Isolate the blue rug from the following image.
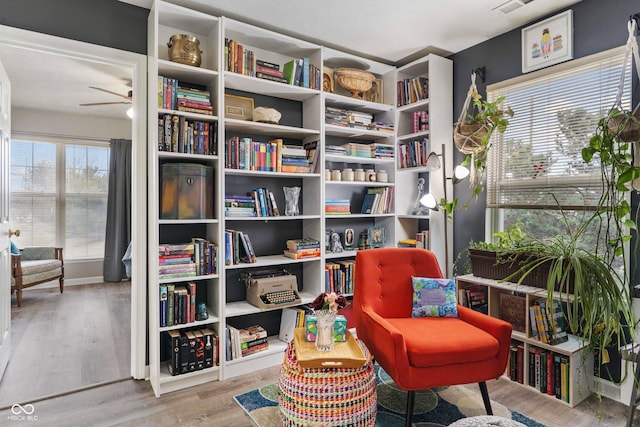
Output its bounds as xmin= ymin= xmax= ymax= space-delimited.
xmin=234 ymin=365 xmax=548 ymax=426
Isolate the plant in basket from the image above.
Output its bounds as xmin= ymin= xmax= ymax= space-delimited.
xmin=454 ymin=91 xmax=514 ymax=197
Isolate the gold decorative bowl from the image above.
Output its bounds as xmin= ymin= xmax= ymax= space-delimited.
xmin=334 ymin=68 xmax=375 ymax=98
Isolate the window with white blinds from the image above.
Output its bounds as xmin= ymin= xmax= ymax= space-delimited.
xmin=486 ymin=47 xmax=631 ymax=210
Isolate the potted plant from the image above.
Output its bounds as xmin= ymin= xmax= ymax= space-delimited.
xmin=454 ymin=92 xmax=514 ymax=197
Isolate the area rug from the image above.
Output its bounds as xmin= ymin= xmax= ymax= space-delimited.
xmin=234 ymin=365 xmax=548 ymax=426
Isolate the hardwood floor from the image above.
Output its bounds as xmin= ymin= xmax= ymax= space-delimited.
xmin=0 ymin=281 xmax=131 ymax=407
xmin=0 ymin=364 xmax=633 ymax=426
xmin=0 ymin=283 xmax=633 ymax=426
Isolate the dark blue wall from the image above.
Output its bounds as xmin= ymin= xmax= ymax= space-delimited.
xmin=0 ymin=0 xmax=148 ymax=54
xmin=449 ymin=0 xmax=640 ymax=269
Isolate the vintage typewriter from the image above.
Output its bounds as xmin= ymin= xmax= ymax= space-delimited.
xmin=243 ymin=269 xmax=301 ymax=309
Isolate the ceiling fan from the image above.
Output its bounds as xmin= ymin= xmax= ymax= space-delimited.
xmin=79 ymin=86 xmax=132 ymax=106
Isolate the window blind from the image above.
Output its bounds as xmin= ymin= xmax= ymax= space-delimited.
xmin=486 ymin=47 xmax=631 ymax=210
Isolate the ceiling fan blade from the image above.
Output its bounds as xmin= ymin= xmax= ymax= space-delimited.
xmin=89 ymin=86 xmax=132 ymax=100
xmin=79 ymin=101 xmax=132 ymax=106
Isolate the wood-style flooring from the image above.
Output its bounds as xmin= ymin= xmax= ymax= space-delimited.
xmin=0 ymin=282 xmax=635 ymax=426
xmin=0 ymin=281 xmax=131 ymax=407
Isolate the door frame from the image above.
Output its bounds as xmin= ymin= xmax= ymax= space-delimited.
xmin=0 ymin=25 xmax=148 ymax=380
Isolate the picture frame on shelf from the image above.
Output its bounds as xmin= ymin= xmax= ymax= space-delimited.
xmin=521 ymin=10 xmax=573 ymax=74
xmin=224 ymin=94 xmax=254 ymax=120
xmin=344 ymin=228 xmax=355 ymax=250
xmin=362 ymin=78 xmax=383 ymax=104
xmin=368 ymin=226 xmax=386 ymax=248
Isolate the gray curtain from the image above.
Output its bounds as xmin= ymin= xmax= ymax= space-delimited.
xmin=103 ymin=138 xmax=132 ymax=282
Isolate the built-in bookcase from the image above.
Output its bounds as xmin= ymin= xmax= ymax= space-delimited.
xmin=147 ymin=0 xmax=453 ymax=397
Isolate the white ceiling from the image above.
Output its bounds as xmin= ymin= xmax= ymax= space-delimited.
xmin=0 ymin=0 xmax=582 ymax=120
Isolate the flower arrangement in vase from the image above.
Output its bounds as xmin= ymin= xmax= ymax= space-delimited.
xmin=309 ymin=292 xmax=348 ymax=352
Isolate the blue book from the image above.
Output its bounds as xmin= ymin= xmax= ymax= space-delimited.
xmin=302 ymin=57 xmax=310 ymax=88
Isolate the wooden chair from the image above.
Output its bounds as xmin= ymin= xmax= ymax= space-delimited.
xmin=11 ymin=247 xmax=64 ymax=307
xmin=353 ymin=248 xmax=512 ymax=427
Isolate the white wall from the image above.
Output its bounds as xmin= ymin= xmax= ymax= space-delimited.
xmin=12 ymin=107 xmax=132 ymax=285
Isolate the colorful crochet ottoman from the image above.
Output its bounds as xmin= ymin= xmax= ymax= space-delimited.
xmin=278 ymin=340 xmax=377 ymax=426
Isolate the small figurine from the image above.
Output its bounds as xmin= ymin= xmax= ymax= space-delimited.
xmin=330 ymin=231 xmax=343 ymax=253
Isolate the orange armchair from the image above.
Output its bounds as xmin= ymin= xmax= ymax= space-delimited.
xmin=353 ymin=248 xmax=512 ymax=426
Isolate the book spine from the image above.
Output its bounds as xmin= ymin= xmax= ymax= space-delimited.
xmin=159 ymin=285 xmax=167 ymax=327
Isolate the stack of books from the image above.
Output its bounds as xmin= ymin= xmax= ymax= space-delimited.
xmin=341 ymin=142 xmax=372 ymax=158
xmin=370 ymin=143 xmax=394 ymax=159
xmin=158 ymin=243 xmax=196 ymax=279
xmin=247 ymin=187 xmax=280 ymax=217
xmin=325 ymin=199 xmax=351 ymax=215
xmin=281 ymin=144 xmax=311 ymax=173
xmin=325 ymin=145 xmax=347 ymax=156
xmin=224 ymin=195 xmax=256 ymax=217
xmin=158 ymin=114 xmax=217 ymax=155
xmin=158 ymin=76 xmax=213 ymax=115
xmin=255 ymin=59 xmax=287 ymax=83
xmin=225 ymin=324 xmax=269 ymax=360
xmin=325 ymin=260 xmax=355 ymax=294
xmin=324 ymin=106 xmax=372 ymax=129
xmin=284 ymin=238 xmax=321 ymax=259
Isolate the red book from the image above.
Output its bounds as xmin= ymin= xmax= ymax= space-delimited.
xmin=547 ymin=352 xmax=555 ymax=396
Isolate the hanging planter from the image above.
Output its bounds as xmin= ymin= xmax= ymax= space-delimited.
xmin=452 ymin=71 xmax=513 ymax=195
xmin=606 ymin=107 xmax=640 ymax=142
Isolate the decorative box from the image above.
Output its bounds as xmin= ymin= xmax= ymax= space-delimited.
xmin=305 ymin=314 xmax=347 ymax=342
xmin=161 ymin=163 xmax=213 ymax=219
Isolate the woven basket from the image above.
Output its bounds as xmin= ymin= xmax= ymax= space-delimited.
xmin=454 ymin=121 xmax=489 ymax=154
xmin=334 ymin=68 xmax=375 ymax=98
xmin=606 ymin=109 xmax=640 ymax=142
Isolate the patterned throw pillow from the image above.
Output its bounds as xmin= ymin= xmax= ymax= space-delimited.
xmin=411 ymin=277 xmax=458 ymax=318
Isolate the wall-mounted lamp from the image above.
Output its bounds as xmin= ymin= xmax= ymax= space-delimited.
xmin=126 ymin=107 xmax=134 ymax=119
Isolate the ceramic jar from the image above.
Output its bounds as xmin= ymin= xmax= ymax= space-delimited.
xmin=342 ymin=168 xmax=354 ymax=181
xmin=377 ymin=170 xmax=388 ymax=183
xmin=354 ymin=168 xmax=365 ymax=182
xmin=325 ymin=169 xmax=331 ymax=180
xmin=366 ymin=169 xmax=376 ymax=182
xmin=331 ymin=170 xmax=342 ymax=181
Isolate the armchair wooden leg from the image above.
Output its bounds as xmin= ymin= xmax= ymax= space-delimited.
xmin=16 ymin=288 xmax=23 ymax=307
xmin=479 ymin=381 xmax=493 ymax=415
xmin=59 ymin=277 xmax=64 ymax=294
xmin=405 ymin=390 xmax=415 ymax=427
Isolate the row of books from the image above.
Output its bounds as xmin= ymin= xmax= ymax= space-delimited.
xmin=360 ymin=187 xmax=394 ymax=214
xmin=325 ymin=199 xmax=350 ymax=215
xmin=158 ymin=240 xmax=217 ymax=279
xmin=224 ymin=229 xmax=256 ymax=265
xmin=530 ymin=300 xmax=569 ymax=345
xmin=325 ymin=260 xmax=355 ymax=294
xmin=411 ymin=110 xmax=429 ymax=133
xmin=158 ymin=76 xmax=213 ymax=115
xmin=225 ymin=188 xmax=280 ymax=217
xmin=224 ymin=39 xmax=321 ymax=89
xmin=225 ymin=324 xmax=269 ymax=361
xmin=224 ymin=137 xmax=319 ymax=173
xmin=397 ymin=77 xmax=429 ymax=107
xmin=158 ymin=114 xmax=217 ymax=155
xmin=398 ymin=232 xmax=430 ymax=248
xmin=398 ymin=138 xmax=429 ymax=169
xmin=458 ymin=284 xmax=488 ymax=314
xmin=508 ymin=343 xmax=570 ymax=403
xmin=284 ymin=238 xmax=321 ymax=260
xmin=159 ymin=282 xmax=198 ymax=327
xmin=279 ymin=306 xmax=312 ymax=342
xmin=166 ymin=328 xmax=218 ymax=376
xmin=325 ymin=107 xmax=394 ymax=134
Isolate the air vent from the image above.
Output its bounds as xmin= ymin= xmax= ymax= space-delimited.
xmin=493 ymin=0 xmax=534 ymax=14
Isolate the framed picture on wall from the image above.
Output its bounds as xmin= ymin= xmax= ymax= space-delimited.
xmin=521 ymin=10 xmax=573 ymax=73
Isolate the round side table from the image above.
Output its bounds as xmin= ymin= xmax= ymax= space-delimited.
xmin=278 ymin=339 xmax=377 ymax=427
